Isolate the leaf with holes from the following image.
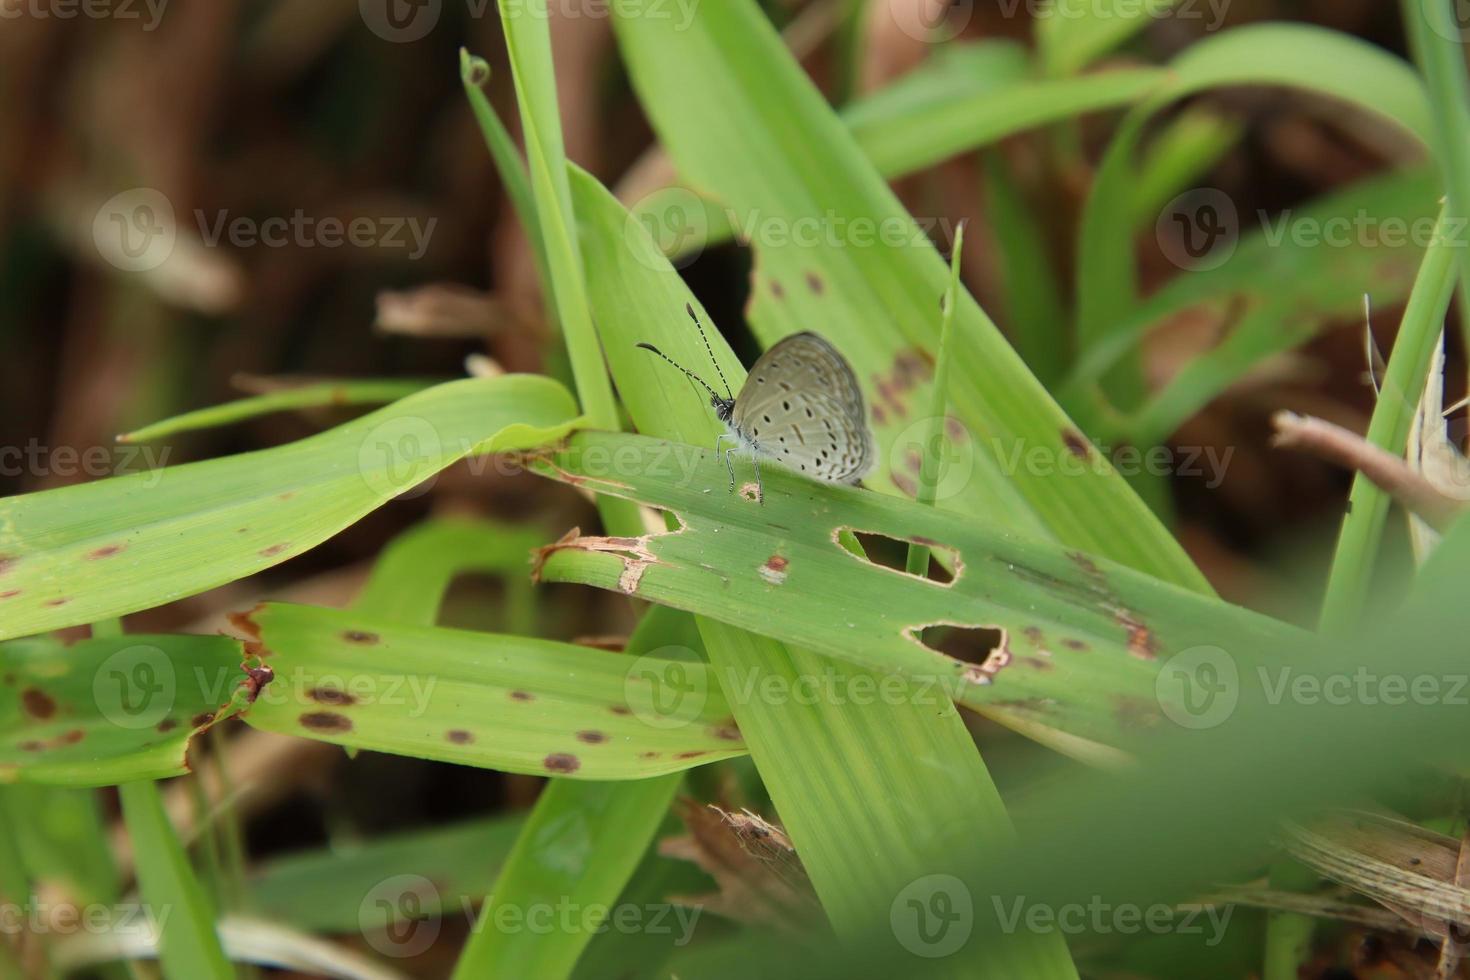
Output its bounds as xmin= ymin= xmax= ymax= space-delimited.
xmin=236 ymin=603 xmax=746 ymax=780
xmin=528 ymin=431 xmax=1302 ymax=755
xmin=0 ymin=375 xmax=581 ymax=641
xmin=610 ymin=0 xmax=1205 ymax=594
xmin=0 ymin=633 xmax=249 ymax=786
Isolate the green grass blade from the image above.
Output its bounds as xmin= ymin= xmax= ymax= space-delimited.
xmin=1403 ymin=0 xmax=1470 ymax=345
xmin=236 ymin=602 xmax=744 ymax=779
xmin=250 ymin=816 xmax=525 ymax=933
xmin=1317 ymin=205 xmax=1458 ymax=628
xmin=842 ymin=42 xmax=1163 ymax=177
xmin=1068 ymin=170 xmax=1439 ymax=445
xmin=531 ymin=430 xmax=1299 ymax=753
xmin=448 ymin=598 xmax=692 ymax=979
xmin=1075 ymin=24 xmax=1432 ymax=395
xmin=574 ymin=164 xmax=1079 ymax=974
xmin=116 ymin=379 xmax=434 ymax=443
xmin=0 ymin=633 xmax=246 ymax=785
xmin=1037 ymin=0 xmax=1183 ymax=76
xmin=982 ymin=151 xmax=1070 ymax=384
xmin=493 ymin=0 xmax=616 ymax=433
xmin=118 ymin=779 xmax=232 ymax=979
xmin=460 ymin=49 xmax=550 ymax=298
xmin=0 ymin=375 xmax=580 ymax=640
xmin=612 ymin=0 xmax=1205 ymax=593
xmin=350 ymin=516 xmax=545 ymax=626
xmin=906 ymin=225 xmax=963 ymax=576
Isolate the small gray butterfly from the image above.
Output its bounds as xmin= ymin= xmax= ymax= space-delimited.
xmin=638 ymin=305 xmax=876 ymax=501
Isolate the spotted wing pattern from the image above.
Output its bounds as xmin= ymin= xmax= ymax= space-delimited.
xmin=731 ymin=332 xmax=875 ymax=484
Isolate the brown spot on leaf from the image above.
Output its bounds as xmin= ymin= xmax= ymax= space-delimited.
xmin=19 ymin=740 xmax=44 ymax=753
xmin=805 ymin=271 xmax=824 ymax=294
xmin=0 ymin=556 xmax=15 ymax=576
xmin=892 ymin=472 xmax=917 ymax=497
xmin=709 ymin=722 xmax=742 ymax=741
xmin=341 ymin=630 xmax=380 ymax=645
xmin=156 ymin=718 xmax=179 ymax=733
xmin=308 ymin=687 xmax=356 ymax=706
xmin=1022 ymin=626 xmax=1044 ymax=646
xmin=0 ymin=591 xmax=19 ymax=601
xmin=871 ymin=403 xmax=888 ymax=426
xmin=1063 ymin=638 xmax=1089 ymax=651
xmin=576 ymin=730 xmax=608 ymax=744
xmin=544 ymin=753 xmax=580 ymax=773
xmin=300 ymin=711 xmax=352 ymax=733
xmin=610 ymin=705 xmax=632 ymax=716
xmin=87 ymin=544 xmax=128 ymax=560
xmin=639 ymin=751 xmax=660 ymax=759
xmin=21 ymin=689 xmax=56 ymax=720
xmin=260 ymin=543 xmax=290 ymax=558
xmin=446 ymin=729 xmax=474 ymax=745
xmin=58 ymin=729 xmax=84 ymax=745
xmin=1062 ymin=429 xmax=1093 ymax=460
xmin=1114 ymin=695 xmax=1163 ymax=729
xmin=44 ymin=598 xmax=70 ymax=608
xmin=675 ymin=750 xmax=708 ymax=760
xmin=1025 ymin=657 xmax=1054 ymax=672
xmin=191 ymin=712 xmax=216 ymax=728
xmin=759 ymin=554 xmax=789 ymax=586
xmin=1118 ymin=611 xmax=1158 ymax=660
xmin=226 ymin=606 xmax=272 ymax=659
xmin=1067 ymin=551 xmax=1102 ymax=578
xmin=510 ymin=690 xmax=534 ymax=702
xmin=771 ymin=280 xmax=785 ymax=299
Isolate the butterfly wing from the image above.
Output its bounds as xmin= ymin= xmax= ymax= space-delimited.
xmin=732 ymin=332 xmax=876 ymax=484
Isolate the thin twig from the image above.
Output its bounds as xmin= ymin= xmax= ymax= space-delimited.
xmin=1272 ymin=411 xmax=1465 ymax=531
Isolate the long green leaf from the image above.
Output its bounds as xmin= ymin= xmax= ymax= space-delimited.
xmin=1036 ymin=0 xmax=1183 ymax=76
xmin=119 ymin=779 xmax=232 ymax=979
xmin=573 ymin=162 xmax=1077 ymax=974
xmin=530 ymin=430 xmax=1298 ymax=752
xmin=1318 ymin=208 xmax=1458 ymax=624
xmin=448 ymin=602 xmax=691 ymax=979
xmin=1402 ymin=0 xmax=1470 ymax=345
xmin=1075 ymin=24 xmax=1432 ymax=400
xmin=612 ymin=0 xmax=1204 ymax=595
xmin=0 ymin=634 xmax=247 ymax=786
xmin=236 ymin=602 xmax=744 ymax=779
xmin=0 ymin=375 xmax=580 ymax=640
xmin=1066 ymin=169 xmax=1439 ymax=445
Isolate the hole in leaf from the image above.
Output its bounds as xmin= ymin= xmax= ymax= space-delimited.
xmin=909 ymin=623 xmax=1011 ymax=685
xmin=845 ymin=530 xmax=959 ymax=585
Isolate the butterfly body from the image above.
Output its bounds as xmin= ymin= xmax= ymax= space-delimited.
xmin=639 ymin=308 xmax=876 ymax=501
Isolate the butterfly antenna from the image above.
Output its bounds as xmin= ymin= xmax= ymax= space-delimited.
xmin=636 ymin=342 xmax=721 ymax=401
xmin=686 ymin=303 xmax=733 ymax=400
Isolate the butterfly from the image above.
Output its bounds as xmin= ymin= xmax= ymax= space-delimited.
xmin=638 ymin=305 xmax=876 ymax=502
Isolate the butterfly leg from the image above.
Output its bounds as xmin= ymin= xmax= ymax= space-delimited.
xmin=751 ymin=453 xmax=764 ymax=505
xmin=713 ymin=433 xmax=736 ymax=493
